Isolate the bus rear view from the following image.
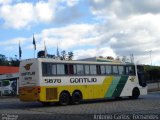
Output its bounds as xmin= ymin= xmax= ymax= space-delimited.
xmin=19 ymin=59 xmax=40 ymax=101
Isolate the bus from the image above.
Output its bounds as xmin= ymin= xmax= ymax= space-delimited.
xmin=19 ymin=58 xmax=147 ymax=105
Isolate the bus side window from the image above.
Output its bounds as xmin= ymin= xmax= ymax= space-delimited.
xmin=74 ymin=65 xmax=77 ymax=74
xmin=57 ymin=64 xmax=65 ymax=75
xmin=47 ymin=63 xmax=53 ymax=75
xmin=51 ymin=64 xmax=56 ymax=75
xmin=112 ymin=66 xmax=118 ymax=75
xmin=100 ymin=65 xmax=106 ymax=75
xmin=77 ymin=64 xmax=84 ymax=75
xmin=96 ymin=65 xmax=101 ymax=75
xmin=42 ymin=63 xmax=47 ymax=76
xmin=129 ymin=66 xmax=135 ymax=75
xmin=125 ymin=66 xmax=129 ymax=75
xmin=106 ymin=65 xmax=112 ymax=74
xmin=90 ymin=65 xmax=97 ymax=75
xmin=68 ymin=64 xmax=74 ymax=75
xmin=118 ymin=66 xmax=124 ymax=75
xmin=42 ymin=63 xmax=52 ymax=76
xmin=64 ymin=64 xmax=68 ymax=74
xmin=84 ymin=65 xmax=90 ymax=75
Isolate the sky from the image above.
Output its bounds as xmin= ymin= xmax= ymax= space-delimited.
xmin=0 ymin=0 xmax=160 ymax=65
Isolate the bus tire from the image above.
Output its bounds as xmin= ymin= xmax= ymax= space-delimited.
xmin=71 ymin=91 xmax=82 ymax=105
xmin=131 ymin=87 xmax=140 ymax=99
xmin=59 ymin=92 xmax=70 ymax=106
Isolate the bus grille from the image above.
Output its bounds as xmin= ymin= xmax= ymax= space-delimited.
xmin=46 ymin=88 xmax=58 ymax=100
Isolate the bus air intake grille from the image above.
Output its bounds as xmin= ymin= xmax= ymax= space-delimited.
xmin=46 ymin=88 xmax=57 ymax=100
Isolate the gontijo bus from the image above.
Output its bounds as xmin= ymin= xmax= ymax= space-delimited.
xmin=19 ymin=58 xmax=147 ymax=105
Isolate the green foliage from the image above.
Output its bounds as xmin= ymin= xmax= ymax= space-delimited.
xmin=144 ymin=65 xmax=160 ymax=72
xmin=60 ymin=50 xmax=74 ymax=60
xmin=0 ymin=54 xmax=20 ymax=67
xmin=144 ymin=65 xmax=160 ymax=82
xmin=68 ymin=51 xmax=73 ymax=60
xmin=0 ymin=54 xmax=9 ymax=66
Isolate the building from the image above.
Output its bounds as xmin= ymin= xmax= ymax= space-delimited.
xmin=0 ymin=66 xmax=19 ymax=75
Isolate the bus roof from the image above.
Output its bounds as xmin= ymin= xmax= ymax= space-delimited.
xmin=21 ymin=58 xmax=135 ymax=65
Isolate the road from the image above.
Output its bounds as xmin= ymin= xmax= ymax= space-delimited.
xmin=0 ymin=91 xmax=160 ymax=120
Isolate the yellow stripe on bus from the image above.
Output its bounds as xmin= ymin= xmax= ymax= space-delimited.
xmin=38 ymin=76 xmax=114 ymax=102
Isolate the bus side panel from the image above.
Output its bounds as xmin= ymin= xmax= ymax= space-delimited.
xmin=92 ymin=76 xmax=113 ymax=99
xmin=38 ymin=85 xmax=89 ymax=102
xmin=38 ymin=76 xmax=130 ymax=102
xmin=105 ymin=76 xmax=121 ymax=97
xmin=119 ymin=76 xmax=147 ymax=97
xmin=38 ymin=76 xmax=129 ymax=102
xmin=38 ymin=76 xmax=113 ymax=102
xmin=112 ymin=76 xmax=128 ymax=97
xmin=37 ymin=75 xmax=146 ymax=102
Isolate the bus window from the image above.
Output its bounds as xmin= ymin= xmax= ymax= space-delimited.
xmin=90 ymin=65 xmax=97 ymax=75
xmin=51 ymin=64 xmax=56 ymax=75
xmin=125 ymin=66 xmax=135 ymax=75
xmin=84 ymin=65 xmax=90 ymax=75
xmin=42 ymin=63 xmax=47 ymax=76
xmin=100 ymin=65 xmax=106 ymax=75
xmin=57 ymin=64 xmax=65 ymax=75
xmin=96 ymin=65 xmax=101 ymax=75
xmin=106 ymin=65 xmax=112 ymax=74
xmin=68 ymin=64 xmax=74 ymax=75
xmin=74 ymin=65 xmax=77 ymax=74
xmin=42 ymin=63 xmax=52 ymax=76
xmin=125 ymin=66 xmax=129 ymax=75
xmin=129 ymin=66 xmax=135 ymax=75
xmin=118 ymin=66 xmax=124 ymax=75
xmin=113 ymin=66 xmax=118 ymax=75
xmin=77 ymin=65 xmax=84 ymax=75
xmin=137 ymin=65 xmax=144 ymax=73
xmin=64 ymin=64 xmax=68 ymax=74
xmin=68 ymin=64 xmax=76 ymax=75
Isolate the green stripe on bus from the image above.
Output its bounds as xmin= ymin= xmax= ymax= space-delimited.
xmin=112 ymin=76 xmax=128 ymax=97
xmin=105 ymin=76 xmax=121 ymax=98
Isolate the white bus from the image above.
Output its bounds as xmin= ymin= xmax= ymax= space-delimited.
xmin=19 ymin=58 xmax=147 ymax=105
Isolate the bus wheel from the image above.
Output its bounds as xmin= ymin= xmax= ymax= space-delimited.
xmin=59 ymin=92 xmax=70 ymax=106
xmin=71 ymin=91 xmax=82 ymax=105
xmin=131 ymin=88 xmax=140 ymax=99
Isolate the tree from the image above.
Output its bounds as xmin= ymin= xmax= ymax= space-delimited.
xmin=61 ymin=50 xmax=67 ymax=60
xmin=106 ymin=56 xmax=114 ymax=60
xmin=0 ymin=54 xmax=20 ymax=66
xmin=68 ymin=51 xmax=73 ymax=60
xmin=9 ymin=57 xmax=20 ymax=67
xmin=0 ymin=54 xmax=9 ymax=66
